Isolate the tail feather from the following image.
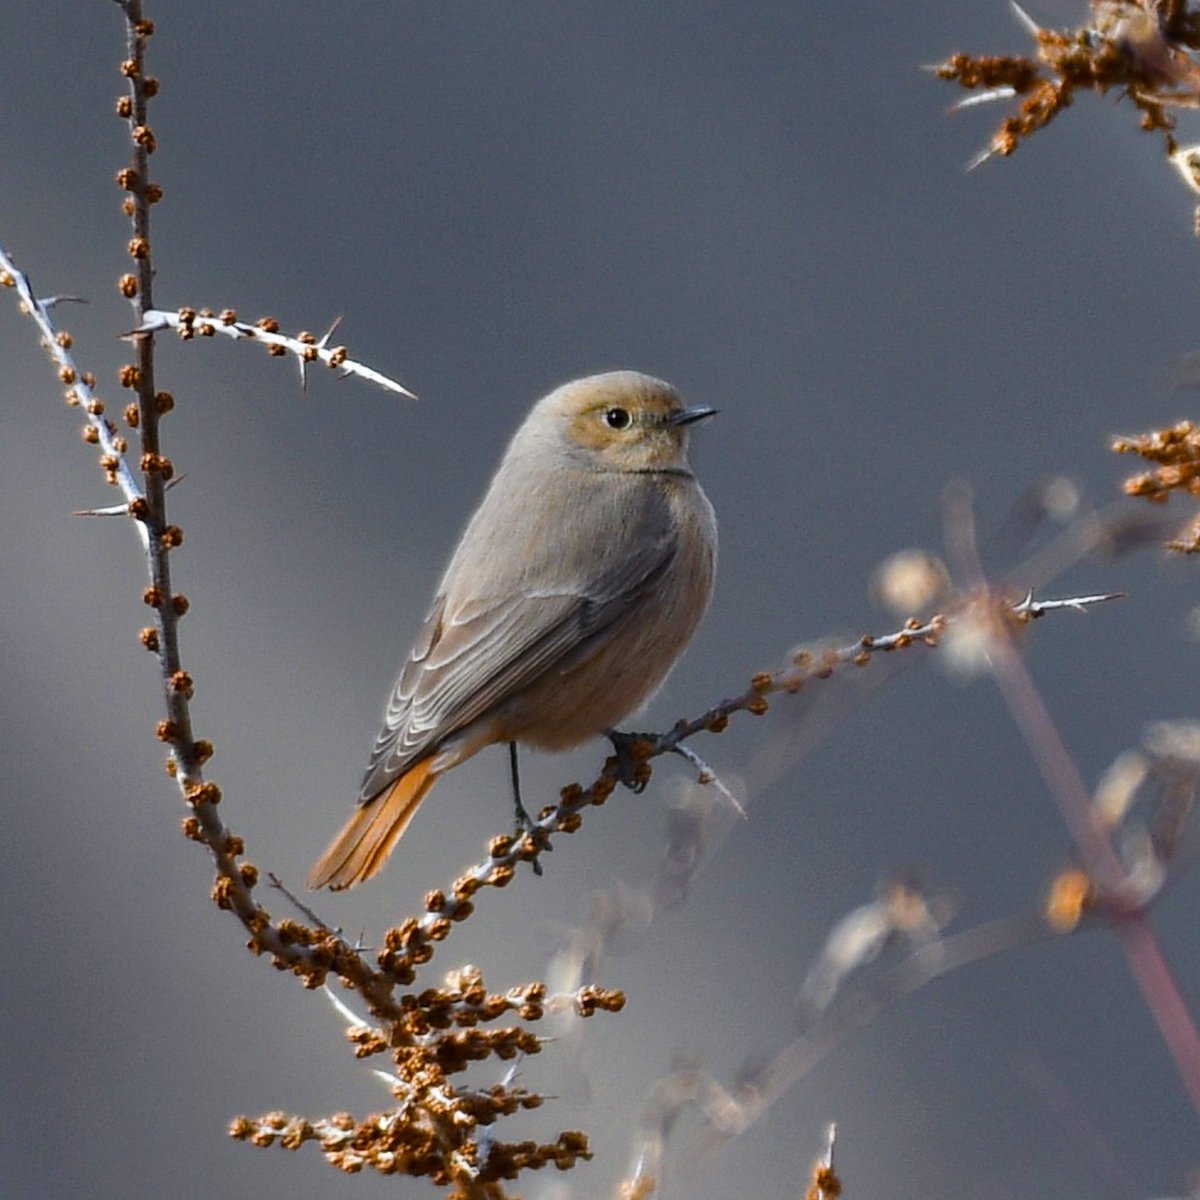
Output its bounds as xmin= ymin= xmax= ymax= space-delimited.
xmin=308 ymin=758 xmax=439 ymax=890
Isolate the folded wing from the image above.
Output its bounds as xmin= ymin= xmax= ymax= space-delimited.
xmin=358 ymin=528 xmax=676 ymax=803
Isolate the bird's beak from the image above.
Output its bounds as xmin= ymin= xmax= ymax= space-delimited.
xmin=668 ymin=404 xmax=718 ymax=427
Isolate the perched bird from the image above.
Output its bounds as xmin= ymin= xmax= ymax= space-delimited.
xmin=309 ymin=370 xmax=717 ymax=889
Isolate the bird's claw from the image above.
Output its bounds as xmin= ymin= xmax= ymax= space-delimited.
xmin=607 ymin=729 xmax=656 ymax=793
xmin=513 ymin=804 xmax=548 ymax=876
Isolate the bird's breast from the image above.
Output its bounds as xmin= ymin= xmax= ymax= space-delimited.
xmin=503 ymin=475 xmax=716 ymax=749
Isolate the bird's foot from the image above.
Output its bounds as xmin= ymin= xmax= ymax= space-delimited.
xmin=606 ymin=729 xmax=657 ymax=793
xmin=513 ymin=801 xmax=548 ymax=876
xmin=508 ymin=740 xmax=547 ymax=875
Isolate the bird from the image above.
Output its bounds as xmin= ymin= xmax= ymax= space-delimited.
xmin=309 ymin=370 xmax=718 ymax=890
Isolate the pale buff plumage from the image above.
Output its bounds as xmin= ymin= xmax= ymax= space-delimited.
xmin=309 ymin=370 xmax=717 ymax=889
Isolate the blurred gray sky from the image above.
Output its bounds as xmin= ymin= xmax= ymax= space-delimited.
xmin=2 ymin=3 xmax=1199 ymax=1197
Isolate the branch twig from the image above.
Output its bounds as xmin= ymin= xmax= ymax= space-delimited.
xmin=132 ymin=307 xmax=415 ymax=398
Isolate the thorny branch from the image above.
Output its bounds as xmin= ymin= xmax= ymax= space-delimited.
xmin=133 ymin=306 xmax=415 ymax=397
xmin=0 ymin=1 xmax=1161 ymax=1194
xmin=2 ymin=213 xmax=1129 ymax=1184
xmin=1115 ymin=419 xmax=1200 ymax=551
xmin=933 ymin=1 xmax=1200 ymax=171
xmin=392 ymin=589 xmax=1124 ymax=945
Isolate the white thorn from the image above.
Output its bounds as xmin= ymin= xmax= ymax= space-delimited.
xmin=40 ymin=294 xmax=88 ymax=310
xmin=951 ymin=86 xmax=1017 ymax=111
xmin=318 ymin=314 xmax=344 ymax=349
xmin=72 ymin=502 xmax=130 ymax=517
xmin=965 ymin=142 xmax=998 ymax=172
xmin=1010 ymin=1 xmax=1041 ymax=37
xmin=322 ymin=984 xmax=367 ymax=1028
xmin=672 ymin=743 xmax=748 ymax=819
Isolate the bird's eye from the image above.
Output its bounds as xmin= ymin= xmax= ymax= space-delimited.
xmin=604 ymin=407 xmax=631 ymax=430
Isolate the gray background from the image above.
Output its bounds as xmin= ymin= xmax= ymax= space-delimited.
xmin=1 ymin=2 xmax=1198 ymax=1197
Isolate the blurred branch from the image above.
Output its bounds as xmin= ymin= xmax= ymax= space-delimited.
xmin=945 ymin=481 xmax=1200 ymax=1122
xmin=620 ymin=905 xmax=1055 ymax=1179
xmin=748 ymin=909 xmax=1056 ymax=1123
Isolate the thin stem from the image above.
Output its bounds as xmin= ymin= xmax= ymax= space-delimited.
xmin=947 ymin=483 xmax=1200 ymax=1122
xmin=992 ymin=645 xmax=1200 ymax=1116
xmin=1119 ymin=911 xmax=1200 ymax=1114
xmin=117 ymin=2 xmax=192 ymax=776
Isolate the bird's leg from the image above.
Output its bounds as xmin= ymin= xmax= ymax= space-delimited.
xmin=606 ymin=729 xmax=656 ymax=793
xmin=509 ymin=741 xmax=545 ymax=874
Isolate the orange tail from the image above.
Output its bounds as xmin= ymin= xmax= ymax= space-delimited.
xmin=308 ymin=758 xmax=439 ymax=890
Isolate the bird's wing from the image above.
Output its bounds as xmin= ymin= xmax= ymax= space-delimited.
xmin=357 ymin=533 xmax=676 ymax=802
